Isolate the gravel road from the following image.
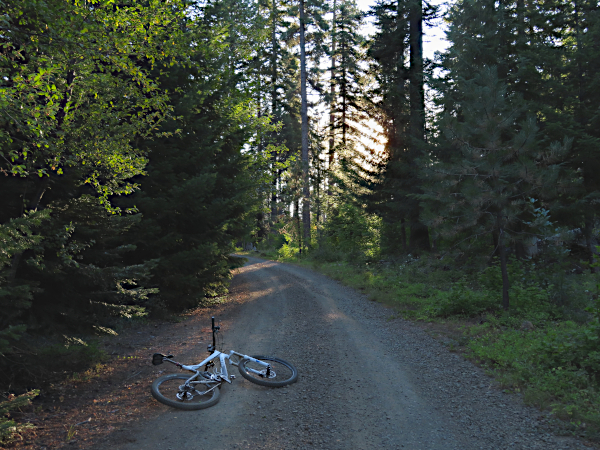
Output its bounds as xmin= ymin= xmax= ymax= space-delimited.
xmin=105 ymin=257 xmax=590 ymax=450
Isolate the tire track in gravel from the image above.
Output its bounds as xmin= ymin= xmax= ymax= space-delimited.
xmin=102 ymin=257 xmax=592 ymax=450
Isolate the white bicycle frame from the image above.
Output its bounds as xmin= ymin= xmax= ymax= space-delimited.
xmin=163 ymin=350 xmax=272 ymax=390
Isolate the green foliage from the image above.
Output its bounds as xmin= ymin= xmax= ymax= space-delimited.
xmin=119 ymin=0 xmax=273 ymax=311
xmin=0 ymin=337 xmax=106 ymax=390
xmin=478 ymin=258 xmax=563 ymax=320
xmin=467 ymin=319 xmax=600 ymax=438
xmin=0 ymin=390 xmax=39 ymax=443
xmin=318 ymin=204 xmax=380 ymax=262
xmin=0 ymin=0 xmax=187 ymax=205
xmin=424 ymin=283 xmax=499 ymax=318
xmin=0 ymin=326 xmax=27 ymax=357
xmin=421 ymin=68 xmax=569 ymax=248
xmin=278 ymin=243 xmax=300 ymax=259
xmin=0 ymin=210 xmax=51 ymax=353
xmin=0 ymin=0 xmax=272 ymax=398
xmin=0 ymin=0 xmax=190 ymax=353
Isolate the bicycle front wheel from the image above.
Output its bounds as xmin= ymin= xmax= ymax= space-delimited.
xmin=151 ymin=374 xmax=220 ymax=410
xmin=238 ymin=356 xmax=298 ymax=387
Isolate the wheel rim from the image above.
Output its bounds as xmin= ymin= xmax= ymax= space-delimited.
xmin=243 ymin=358 xmax=294 ymax=382
xmin=158 ymin=377 xmax=216 ymax=403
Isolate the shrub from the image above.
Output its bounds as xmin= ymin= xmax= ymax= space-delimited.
xmin=0 ymin=390 xmax=39 ymax=443
xmin=278 ymin=244 xmax=299 ymax=259
xmin=467 ymin=316 xmax=600 ymax=438
xmin=319 ymin=205 xmax=380 ymax=262
xmin=425 ymin=283 xmax=500 ymax=318
xmin=0 ymin=338 xmax=106 ymax=390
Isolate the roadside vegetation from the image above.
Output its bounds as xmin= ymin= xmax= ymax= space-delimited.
xmin=253 ymin=229 xmax=600 ymax=441
xmin=3 ymin=0 xmax=600 ymax=445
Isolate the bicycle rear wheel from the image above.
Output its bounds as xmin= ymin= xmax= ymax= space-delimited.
xmin=238 ymin=356 xmax=298 ymax=387
xmin=151 ymin=374 xmax=220 ymax=410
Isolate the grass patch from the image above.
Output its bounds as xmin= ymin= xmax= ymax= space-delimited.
xmin=467 ymin=322 xmax=600 ymax=438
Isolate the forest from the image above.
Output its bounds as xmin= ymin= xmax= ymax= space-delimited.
xmin=1 ymin=0 xmax=600 ymax=442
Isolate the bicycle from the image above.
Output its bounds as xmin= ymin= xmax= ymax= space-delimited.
xmin=150 ymin=316 xmax=298 ymax=410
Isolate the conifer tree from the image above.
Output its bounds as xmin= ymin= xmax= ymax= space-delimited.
xmin=300 ymin=0 xmax=311 ymax=250
xmin=125 ymin=0 xmax=272 ymax=310
xmin=531 ymin=0 xmax=600 ymax=265
xmin=420 ymin=68 xmax=569 ymax=310
xmin=0 ymin=0 xmax=188 ymax=337
xmin=324 ymin=0 xmax=367 ymax=215
xmin=365 ymin=0 xmax=435 ymax=253
xmin=255 ymin=0 xmax=302 ymax=228
xmin=332 ymin=0 xmax=366 ymax=148
xmin=436 ymin=0 xmax=599 ymax=267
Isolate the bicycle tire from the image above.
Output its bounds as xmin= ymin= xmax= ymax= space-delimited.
xmin=238 ymin=355 xmax=298 ymax=387
xmin=151 ymin=374 xmax=220 ymax=410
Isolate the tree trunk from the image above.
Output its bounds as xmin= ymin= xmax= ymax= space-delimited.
xmin=295 ymin=198 xmax=303 ymax=254
xmin=328 ymin=0 xmax=336 ymax=191
xmin=408 ymin=0 xmax=430 ymax=252
xmin=583 ymin=214 xmax=597 ymax=273
xmin=491 ymin=229 xmax=500 ymax=257
xmin=393 ymin=1 xmax=406 ymax=158
xmin=340 ymin=4 xmax=347 ymax=148
xmin=299 ymin=0 xmax=311 ymax=248
xmin=409 ymin=220 xmax=429 ymax=252
xmin=270 ymin=0 xmax=279 ymax=225
xmin=401 ymin=218 xmax=407 ymax=252
xmin=341 ymin=37 xmax=347 ymax=146
xmin=409 ymin=0 xmax=424 ymax=144
xmin=497 ymin=216 xmax=510 ymax=310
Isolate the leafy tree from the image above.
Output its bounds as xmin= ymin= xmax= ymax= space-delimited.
xmin=0 ymin=0 xmax=187 ymax=340
xmin=123 ymin=0 xmax=275 ymax=310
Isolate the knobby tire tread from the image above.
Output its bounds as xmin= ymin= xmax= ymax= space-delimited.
xmin=151 ymin=373 xmax=220 ymax=410
xmin=238 ymin=355 xmax=298 ymax=387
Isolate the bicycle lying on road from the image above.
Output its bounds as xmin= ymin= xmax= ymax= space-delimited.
xmin=150 ymin=317 xmax=298 ymax=410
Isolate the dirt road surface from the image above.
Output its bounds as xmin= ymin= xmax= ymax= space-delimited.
xmin=88 ymin=257 xmax=589 ymax=450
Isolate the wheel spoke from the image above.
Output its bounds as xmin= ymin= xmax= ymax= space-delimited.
xmin=238 ymin=356 xmax=298 ymax=387
xmin=151 ymin=374 xmax=221 ymax=410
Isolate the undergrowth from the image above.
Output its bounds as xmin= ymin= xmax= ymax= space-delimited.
xmin=0 ymin=390 xmax=39 ymax=444
xmin=269 ymin=248 xmax=600 ymax=441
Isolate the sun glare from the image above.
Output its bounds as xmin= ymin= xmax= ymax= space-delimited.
xmin=354 ymin=118 xmax=387 ymax=158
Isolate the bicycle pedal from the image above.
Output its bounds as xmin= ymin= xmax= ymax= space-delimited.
xmin=230 ymin=375 xmax=236 ymax=380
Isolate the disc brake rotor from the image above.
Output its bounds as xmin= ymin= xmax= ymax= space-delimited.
xmin=260 ymin=369 xmax=277 ymax=379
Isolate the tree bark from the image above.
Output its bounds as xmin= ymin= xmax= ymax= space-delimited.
xmin=270 ymin=0 xmax=279 ymax=225
xmin=328 ymin=0 xmax=336 ymax=180
xmin=583 ymin=214 xmax=597 ymax=273
xmin=409 ymin=0 xmax=424 ymax=144
xmin=299 ymin=0 xmax=311 ymax=248
xmin=295 ymin=198 xmax=303 ymax=254
xmin=401 ymin=218 xmax=407 ymax=252
xmin=497 ymin=215 xmax=510 ymax=311
xmin=408 ymin=0 xmax=430 ymax=252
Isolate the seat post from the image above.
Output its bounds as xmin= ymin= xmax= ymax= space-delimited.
xmin=211 ymin=316 xmax=217 ymax=351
